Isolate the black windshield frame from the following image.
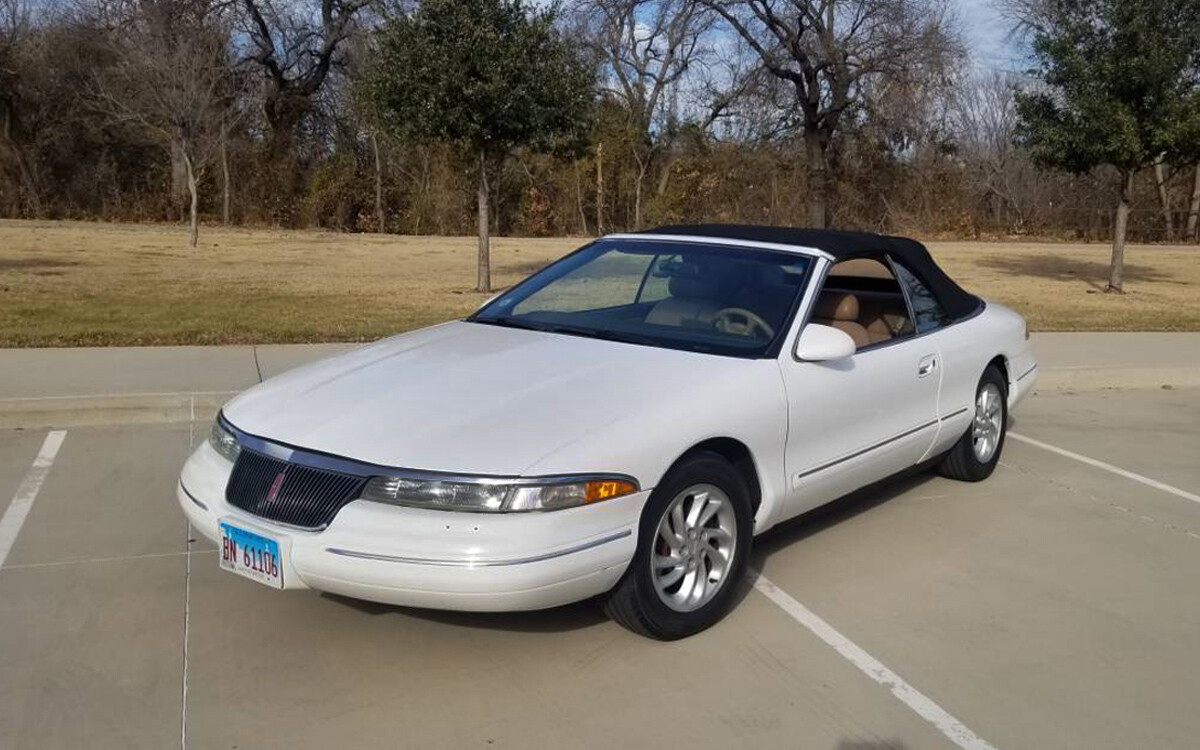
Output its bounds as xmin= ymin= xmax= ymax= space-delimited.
xmin=468 ymin=238 xmax=817 ymax=359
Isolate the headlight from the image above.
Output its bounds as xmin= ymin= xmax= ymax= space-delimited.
xmin=208 ymin=418 xmax=241 ymax=463
xmin=360 ymin=474 xmax=638 ymax=512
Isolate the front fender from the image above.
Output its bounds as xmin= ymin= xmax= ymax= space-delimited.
xmin=523 ymin=358 xmax=790 ymax=534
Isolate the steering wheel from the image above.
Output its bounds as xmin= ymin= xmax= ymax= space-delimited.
xmin=712 ymin=307 xmax=775 ymax=339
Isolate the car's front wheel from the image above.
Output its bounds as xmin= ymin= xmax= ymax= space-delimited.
xmin=603 ymin=452 xmax=752 ymax=639
xmin=938 ymin=365 xmax=1008 ymax=481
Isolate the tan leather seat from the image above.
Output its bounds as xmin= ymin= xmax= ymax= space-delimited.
xmin=857 ymin=298 xmax=894 ymax=344
xmin=813 ymin=292 xmax=869 ymax=349
xmin=646 ymin=276 xmax=723 ymax=328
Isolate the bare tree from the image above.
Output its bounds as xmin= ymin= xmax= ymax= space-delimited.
xmin=0 ymin=0 xmax=38 ymax=214
xmin=95 ymin=1 xmax=243 ymax=246
xmin=238 ymin=0 xmax=369 ymax=155
xmin=952 ymin=71 xmax=1048 ymax=231
xmin=701 ymin=0 xmax=961 ymax=227
xmin=580 ymin=0 xmax=715 ymax=229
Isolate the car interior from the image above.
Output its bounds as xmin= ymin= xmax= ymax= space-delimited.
xmin=491 ymin=246 xmax=922 ymax=355
xmin=640 ymin=255 xmax=805 ymax=340
xmin=640 ymin=255 xmax=915 ymax=350
xmin=811 ymin=257 xmax=915 ymax=351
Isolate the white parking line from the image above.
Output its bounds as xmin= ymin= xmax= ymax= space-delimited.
xmin=1009 ymin=432 xmax=1200 ymax=506
xmin=0 ymin=430 xmax=67 ymax=569
xmin=753 ymin=572 xmax=997 ymax=750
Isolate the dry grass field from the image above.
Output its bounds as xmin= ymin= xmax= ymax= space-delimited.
xmin=1 ymin=219 xmax=1198 ymax=347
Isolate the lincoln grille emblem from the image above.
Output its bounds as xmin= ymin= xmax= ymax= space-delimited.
xmin=265 ymin=471 xmax=286 ymax=504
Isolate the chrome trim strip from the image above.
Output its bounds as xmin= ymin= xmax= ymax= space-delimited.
xmin=795 ymin=419 xmax=939 ymax=480
xmin=325 ymin=529 xmax=633 ymax=568
xmin=219 ymin=414 xmax=639 ymax=489
xmin=1017 ymin=363 xmax=1038 ymax=382
xmin=179 ymin=481 xmax=208 ymax=511
xmin=606 ymin=233 xmax=836 ymax=262
xmin=793 ymin=407 xmax=969 ymax=481
xmin=941 ymin=406 xmax=970 ymax=421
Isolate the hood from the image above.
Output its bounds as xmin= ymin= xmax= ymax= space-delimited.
xmin=223 ymin=321 xmax=748 ymax=475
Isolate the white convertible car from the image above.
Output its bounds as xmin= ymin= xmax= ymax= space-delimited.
xmin=178 ymin=225 xmax=1037 ymax=639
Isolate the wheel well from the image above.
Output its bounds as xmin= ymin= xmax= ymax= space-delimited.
xmin=987 ymin=355 xmax=1010 ymax=392
xmin=673 ymin=438 xmax=762 ymax=514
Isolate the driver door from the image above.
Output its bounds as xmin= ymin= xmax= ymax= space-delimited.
xmin=779 ymin=258 xmax=941 ymax=517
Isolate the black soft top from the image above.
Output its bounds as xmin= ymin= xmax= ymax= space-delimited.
xmin=641 ymin=224 xmax=981 ymax=320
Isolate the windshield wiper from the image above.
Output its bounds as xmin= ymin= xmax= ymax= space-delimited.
xmin=543 ymin=324 xmax=660 ymax=347
xmin=472 ymin=317 xmax=551 ymax=332
xmin=476 ymin=317 xmax=659 ymax=347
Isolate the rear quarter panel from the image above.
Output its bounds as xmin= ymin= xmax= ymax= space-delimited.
xmin=927 ymin=300 xmax=1035 ymax=457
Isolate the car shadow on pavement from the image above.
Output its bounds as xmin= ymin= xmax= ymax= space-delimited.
xmin=736 ymin=469 xmax=940 ymax=609
xmin=321 ymin=469 xmax=942 ymax=633
xmin=321 ymin=463 xmax=946 ymax=633
xmin=320 ymin=591 xmax=610 ymax=633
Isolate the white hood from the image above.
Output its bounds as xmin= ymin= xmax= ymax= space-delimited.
xmin=222 ymin=321 xmax=747 ymax=476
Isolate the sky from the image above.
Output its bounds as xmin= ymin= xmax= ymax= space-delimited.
xmin=957 ymin=0 xmax=1030 ymax=73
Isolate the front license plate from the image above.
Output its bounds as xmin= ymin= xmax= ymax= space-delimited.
xmin=219 ymin=520 xmax=284 ymax=589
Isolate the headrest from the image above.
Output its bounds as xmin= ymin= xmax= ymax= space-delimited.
xmin=669 ymin=275 xmax=722 ymax=300
xmin=815 ymin=292 xmax=859 ymax=321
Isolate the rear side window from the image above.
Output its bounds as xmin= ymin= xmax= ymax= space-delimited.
xmin=815 ymin=256 xmax=914 ymax=351
xmin=891 ymin=261 xmax=951 ymax=333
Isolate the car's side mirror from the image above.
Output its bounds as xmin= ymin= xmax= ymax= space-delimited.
xmin=794 ymin=323 xmax=857 ymax=362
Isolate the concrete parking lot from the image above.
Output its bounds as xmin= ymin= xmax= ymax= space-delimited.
xmin=1 ymin=352 xmax=1199 ymax=748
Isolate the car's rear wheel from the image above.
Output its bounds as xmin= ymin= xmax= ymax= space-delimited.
xmin=603 ymin=452 xmax=752 ymax=639
xmin=938 ymin=365 xmax=1008 ymax=481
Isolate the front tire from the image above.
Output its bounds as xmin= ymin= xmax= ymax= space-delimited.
xmin=938 ymin=365 xmax=1007 ymax=481
xmin=603 ymin=452 xmax=753 ymax=639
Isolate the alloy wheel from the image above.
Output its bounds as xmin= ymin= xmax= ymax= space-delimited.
xmin=650 ymin=484 xmax=738 ymax=612
xmin=972 ymin=382 xmax=1004 ymax=463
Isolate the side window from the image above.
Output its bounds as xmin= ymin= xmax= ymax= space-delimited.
xmin=814 ymin=257 xmax=914 ymax=350
xmin=891 ymin=261 xmax=951 ymax=333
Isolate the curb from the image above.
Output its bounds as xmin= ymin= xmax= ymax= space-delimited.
xmin=1033 ymin=366 xmax=1200 ymax=392
xmin=0 ymin=392 xmax=234 ymax=430
xmin=0 ymin=369 xmax=1197 ymax=430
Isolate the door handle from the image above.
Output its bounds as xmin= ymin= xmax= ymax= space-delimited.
xmin=917 ymin=354 xmax=937 ymax=377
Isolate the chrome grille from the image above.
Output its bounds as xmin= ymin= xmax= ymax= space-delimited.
xmin=225 ymin=450 xmax=365 ymax=530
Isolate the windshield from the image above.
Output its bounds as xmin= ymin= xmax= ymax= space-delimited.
xmin=470 ymin=239 xmax=814 ymax=357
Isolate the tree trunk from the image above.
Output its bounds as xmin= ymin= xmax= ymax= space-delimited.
xmin=595 ymin=141 xmax=605 ymax=235
xmin=184 ymin=151 xmax=199 ymax=248
xmin=170 ymin=139 xmax=187 ymax=221
xmin=804 ymin=128 xmax=830 ymax=228
xmin=372 ymin=132 xmax=385 ymax=233
xmin=574 ymin=161 xmax=588 ymax=235
xmin=633 ymin=168 xmax=644 ymax=231
xmin=221 ymin=137 xmax=231 ymax=226
xmin=1186 ymin=163 xmax=1200 ymax=241
xmin=632 ymin=144 xmax=648 ymax=231
xmin=476 ymin=150 xmax=491 ymax=293
xmin=1108 ymin=170 xmax=1134 ymax=293
xmin=1153 ymin=157 xmax=1173 ymax=241
xmin=655 ymin=155 xmax=675 ymax=198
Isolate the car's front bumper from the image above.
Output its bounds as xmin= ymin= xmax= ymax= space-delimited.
xmin=178 ymin=441 xmax=642 ymax=611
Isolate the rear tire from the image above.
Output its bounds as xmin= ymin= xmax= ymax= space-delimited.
xmin=603 ymin=452 xmax=753 ymax=640
xmin=938 ymin=365 xmax=1007 ymax=482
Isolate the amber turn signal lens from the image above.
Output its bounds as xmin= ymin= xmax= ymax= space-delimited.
xmin=585 ymin=479 xmax=637 ymax=503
